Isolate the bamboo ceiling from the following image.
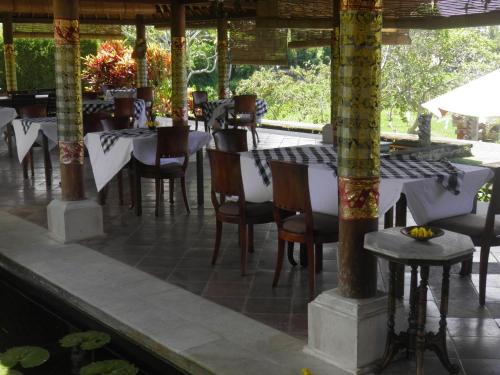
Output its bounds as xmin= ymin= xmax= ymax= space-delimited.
xmin=0 ymin=0 xmax=499 ymax=29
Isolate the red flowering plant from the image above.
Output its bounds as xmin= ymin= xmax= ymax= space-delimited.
xmin=82 ymin=40 xmax=136 ymax=91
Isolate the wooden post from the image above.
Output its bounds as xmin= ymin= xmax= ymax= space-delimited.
xmin=171 ymin=1 xmax=188 ymax=126
xmin=135 ymin=15 xmax=148 ymax=88
xmin=217 ymin=18 xmax=229 ymax=99
xmin=53 ymin=0 xmax=84 ymax=201
xmin=2 ymin=13 xmax=17 ymax=92
xmin=330 ymin=0 xmax=340 ymax=148
xmin=337 ymin=0 xmax=382 ymax=299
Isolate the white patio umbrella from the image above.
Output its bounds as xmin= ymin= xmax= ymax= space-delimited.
xmin=422 ymin=68 xmax=500 ymax=118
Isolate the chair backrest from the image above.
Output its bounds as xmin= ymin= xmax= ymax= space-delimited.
xmin=18 ymin=104 xmax=47 ymax=118
xmin=137 ymin=87 xmax=154 ymax=102
xmin=83 ymin=111 xmax=111 ymax=135
xmin=114 ymin=97 xmax=135 ymax=118
xmin=192 ymin=91 xmax=208 ymax=107
xmin=11 ymin=94 xmax=37 ymax=112
xmin=484 ymin=166 xmax=500 ymax=238
xmin=213 ymin=129 xmax=248 ymax=152
xmin=100 ymin=116 xmax=131 ymax=131
xmin=207 ymin=148 xmax=244 ymax=198
xmin=269 ymin=160 xmax=311 ymax=214
xmin=83 ymin=91 xmax=99 ymax=100
xmin=234 ymin=94 xmax=256 ymax=115
xmin=156 ymin=126 xmax=189 ymax=167
xmin=47 ymin=93 xmax=57 ymax=116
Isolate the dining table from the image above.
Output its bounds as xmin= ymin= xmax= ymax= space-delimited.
xmin=201 ymin=98 xmax=268 ymax=129
xmin=238 ymin=144 xmax=493 ymax=224
xmin=83 ymin=98 xmax=147 ymax=128
xmin=84 ymin=127 xmax=211 ymax=208
xmin=11 ymin=116 xmax=56 ymax=185
xmin=0 ymin=106 xmax=18 ymax=158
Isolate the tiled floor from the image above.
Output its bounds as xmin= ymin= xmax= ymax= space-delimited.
xmin=2 ymin=126 xmax=500 ymax=374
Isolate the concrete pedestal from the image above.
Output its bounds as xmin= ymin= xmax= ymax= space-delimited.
xmin=47 ymin=199 xmax=104 ymax=243
xmin=322 ymin=124 xmax=333 ymax=144
xmin=305 ymin=288 xmax=387 ymax=375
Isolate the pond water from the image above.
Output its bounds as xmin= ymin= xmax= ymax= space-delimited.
xmin=0 ymin=278 xmax=185 ymax=375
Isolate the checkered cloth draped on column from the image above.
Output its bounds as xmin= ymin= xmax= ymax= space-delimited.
xmin=250 ymin=145 xmax=464 ymax=194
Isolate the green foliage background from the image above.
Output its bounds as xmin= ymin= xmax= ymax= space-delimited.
xmin=1 ymin=26 xmax=500 ymax=139
xmin=0 ymin=38 xmax=97 ymax=91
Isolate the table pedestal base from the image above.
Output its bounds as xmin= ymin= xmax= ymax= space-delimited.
xmin=379 ymin=264 xmax=459 ymax=374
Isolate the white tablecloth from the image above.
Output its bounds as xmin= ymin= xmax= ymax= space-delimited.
xmin=84 ymin=129 xmax=211 ymax=191
xmin=12 ymin=117 xmax=57 ymax=162
xmin=0 ymin=107 xmax=17 ymax=131
xmin=239 ymin=147 xmax=493 ymax=224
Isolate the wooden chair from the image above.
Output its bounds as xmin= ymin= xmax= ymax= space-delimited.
xmin=429 ymin=165 xmax=500 ymax=306
xmin=269 ymin=160 xmax=339 ymax=301
xmin=226 ymin=94 xmax=258 ymax=148
xmin=100 ymin=116 xmax=132 ymax=131
xmin=192 ymin=91 xmax=208 ymax=132
xmin=137 ymin=87 xmax=155 ymax=121
xmin=207 ymin=149 xmax=274 ymax=275
xmin=114 ymin=97 xmax=135 ymax=127
xmin=213 ymin=129 xmax=248 ymax=152
xmin=134 ymin=126 xmax=190 ymax=216
xmin=18 ymin=104 xmax=48 ymax=179
xmin=83 ymin=111 xmax=110 ymax=136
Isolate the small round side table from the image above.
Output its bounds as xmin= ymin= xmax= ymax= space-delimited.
xmin=364 ymin=227 xmax=474 ymax=375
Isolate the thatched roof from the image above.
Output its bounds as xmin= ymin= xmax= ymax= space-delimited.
xmin=0 ymin=0 xmax=499 ymax=29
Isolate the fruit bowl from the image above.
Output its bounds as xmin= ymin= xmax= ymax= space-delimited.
xmin=400 ymin=226 xmax=444 ymax=241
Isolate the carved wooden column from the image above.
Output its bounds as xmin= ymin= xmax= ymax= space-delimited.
xmin=337 ymin=0 xmax=382 ymax=299
xmin=217 ymin=18 xmax=229 ymax=99
xmin=48 ymin=0 xmax=103 ymax=243
xmin=171 ymin=1 xmax=188 ymax=126
xmin=53 ymin=0 xmax=84 ymax=201
xmin=330 ymin=0 xmax=340 ymax=147
xmin=2 ymin=13 xmax=17 ymax=92
xmin=134 ymin=15 xmax=148 ymax=88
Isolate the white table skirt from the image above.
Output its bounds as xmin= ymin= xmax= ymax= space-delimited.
xmin=12 ymin=117 xmax=58 ymax=162
xmin=0 ymin=107 xmax=17 ymax=131
xmin=240 ymin=151 xmax=493 ymax=224
xmin=84 ymin=130 xmax=211 ymax=191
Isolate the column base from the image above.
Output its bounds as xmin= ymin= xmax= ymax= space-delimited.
xmin=47 ymin=199 xmax=104 ymax=243
xmin=305 ymin=288 xmax=387 ymax=375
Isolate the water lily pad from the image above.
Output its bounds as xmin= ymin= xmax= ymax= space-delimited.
xmin=0 ymin=346 xmax=49 ymax=369
xmin=0 ymin=364 xmax=22 ymax=375
xmin=80 ymin=360 xmax=138 ymax=375
xmin=60 ymin=331 xmax=111 ymax=351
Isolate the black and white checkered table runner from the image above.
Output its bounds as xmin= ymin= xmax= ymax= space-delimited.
xmin=201 ymin=99 xmax=267 ymax=124
xmin=250 ymin=146 xmax=464 ymax=194
xmin=99 ymin=128 xmax=155 ymax=154
xmin=83 ymin=100 xmax=145 ymax=122
xmin=20 ymin=117 xmax=56 ymax=135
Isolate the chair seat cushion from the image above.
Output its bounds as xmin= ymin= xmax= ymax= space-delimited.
xmin=282 ymin=213 xmax=339 ymax=236
xmin=218 ymin=201 xmax=273 ymax=220
xmin=429 ymin=214 xmax=500 ymax=243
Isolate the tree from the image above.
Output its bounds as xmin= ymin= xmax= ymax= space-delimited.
xmin=381 ymin=27 xmax=500 ymax=127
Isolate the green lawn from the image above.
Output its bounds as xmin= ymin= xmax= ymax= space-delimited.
xmin=381 ymin=111 xmax=457 ymax=139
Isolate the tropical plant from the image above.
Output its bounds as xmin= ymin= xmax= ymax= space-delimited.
xmin=82 ymin=40 xmax=136 ymax=91
xmin=236 ymin=64 xmax=331 ymax=124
